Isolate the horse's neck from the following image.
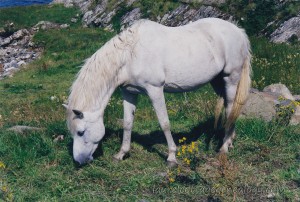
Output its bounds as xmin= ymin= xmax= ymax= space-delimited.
xmin=96 ymin=83 xmax=117 ymax=116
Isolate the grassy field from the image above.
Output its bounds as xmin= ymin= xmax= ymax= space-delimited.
xmin=0 ymin=4 xmax=300 ymax=202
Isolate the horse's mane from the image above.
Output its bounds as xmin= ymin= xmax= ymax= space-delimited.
xmin=68 ymin=21 xmax=142 ymax=111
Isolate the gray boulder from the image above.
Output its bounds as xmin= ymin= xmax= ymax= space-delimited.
xmin=241 ymin=91 xmax=277 ymax=122
xmin=290 ymin=106 xmax=300 ymax=125
xmin=263 ymin=83 xmax=295 ymax=101
xmin=270 ymin=16 xmax=300 ymax=43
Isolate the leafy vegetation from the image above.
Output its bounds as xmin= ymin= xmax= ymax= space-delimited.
xmin=220 ymin=0 xmax=300 ymax=36
xmin=133 ymin=0 xmax=180 ymax=19
xmin=0 ymin=3 xmax=299 ymax=202
xmin=251 ymin=37 xmax=300 ymax=94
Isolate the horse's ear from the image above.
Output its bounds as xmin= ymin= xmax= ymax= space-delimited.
xmin=62 ymin=104 xmax=69 ymax=109
xmin=72 ymin=109 xmax=84 ymax=119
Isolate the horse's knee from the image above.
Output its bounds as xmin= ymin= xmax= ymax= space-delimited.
xmin=161 ymin=120 xmax=170 ymax=132
xmin=123 ymin=121 xmax=133 ymax=131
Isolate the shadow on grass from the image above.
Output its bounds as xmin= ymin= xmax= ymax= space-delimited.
xmin=67 ymin=117 xmax=225 ymax=168
xmin=102 ymin=117 xmax=224 ymax=161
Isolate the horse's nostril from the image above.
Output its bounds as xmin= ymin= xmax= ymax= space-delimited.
xmin=74 ymin=154 xmax=92 ymax=165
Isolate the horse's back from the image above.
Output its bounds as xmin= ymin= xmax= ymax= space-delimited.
xmin=125 ymin=18 xmax=249 ymax=92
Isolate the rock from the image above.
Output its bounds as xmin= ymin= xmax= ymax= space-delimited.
xmin=60 ymin=24 xmax=70 ymax=29
xmin=53 ymin=135 xmax=64 ymax=142
xmin=21 ymin=54 xmax=31 ymax=60
xmin=267 ymin=192 xmax=276 ymax=199
xmin=94 ymin=10 xmax=116 ymax=27
xmin=270 ymin=16 xmax=300 ymax=43
xmin=11 ymin=29 xmax=29 ymax=40
xmin=0 ymin=28 xmax=5 ymax=36
xmin=79 ymin=0 xmax=231 ymax=30
xmin=71 ymin=17 xmax=78 ymax=23
xmin=82 ymin=10 xmax=94 ymax=27
xmin=51 ymin=0 xmax=93 ymax=11
xmin=34 ymin=21 xmax=65 ymax=30
xmin=1 ymin=20 xmax=67 ymax=79
xmin=180 ymin=0 xmax=226 ymax=5
xmin=294 ymin=95 xmax=300 ymax=101
xmin=51 ymin=0 xmax=74 ymax=7
xmin=5 ymin=60 xmax=18 ymax=68
xmin=241 ymin=92 xmax=277 ymax=122
xmin=127 ymin=0 xmax=137 ymax=6
xmin=290 ymin=106 xmax=300 ymax=125
xmin=160 ymin=5 xmax=231 ymax=27
xmin=120 ymin=8 xmax=141 ymax=31
xmin=1 ymin=37 xmax=12 ymax=47
xmin=263 ymin=83 xmax=295 ymax=100
xmin=17 ymin=61 xmax=26 ymax=66
xmin=7 ymin=125 xmax=43 ymax=134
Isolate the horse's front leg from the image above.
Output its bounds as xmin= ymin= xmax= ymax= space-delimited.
xmin=146 ymin=86 xmax=177 ymax=167
xmin=113 ymin=90 xmax=137 ymax=160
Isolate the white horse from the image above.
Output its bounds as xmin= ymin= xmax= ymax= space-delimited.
xmin=63 ymin=18 xmax=251 ymax=166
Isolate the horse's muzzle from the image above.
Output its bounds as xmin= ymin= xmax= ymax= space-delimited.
xmin=74 ymin=154 xmax=93 ymax=165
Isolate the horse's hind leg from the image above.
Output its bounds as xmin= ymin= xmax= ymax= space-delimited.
xmin=220 ymin=75 xmax=241 ymax=153
xmin=146 ymin=86 xmax=177 ymax=167
xmin=211 ymin=74 xmax=225 ymax=130
xmin=211 ymin=73 xmax=237 ymax=153
xmin=114 ymin=89 xmax=137 ymax=160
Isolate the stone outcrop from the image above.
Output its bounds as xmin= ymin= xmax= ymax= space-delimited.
xmin=51 ymin=0 xmax=93 ymax=12
xmin=270 ymin=15 xmax=300 ymax=43
xmin=0 ymin=21 xmax=70 ymax=79
xmin=179 ymin=0 xmax=226 ymax=5
xmin=159 ymin=4 xmax=232 ymax=27
xmin=51 ymin=0 xmax=300 ymax=44
xmin=53 ymin=0 xmax=232 ymax=32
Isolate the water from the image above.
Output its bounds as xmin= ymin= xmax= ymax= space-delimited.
xmin=0 ymin=0 xmax=53 ymax=8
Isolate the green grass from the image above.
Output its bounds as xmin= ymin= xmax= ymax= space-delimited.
xmin=0 ymin=4 xmax=79 ymax=33
xmin=250 ymin=37 xmax=300 ymax=94
xmin=0 ymin=4 xmax=299 ymax=202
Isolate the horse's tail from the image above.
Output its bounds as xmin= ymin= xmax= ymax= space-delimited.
xmin=214 ymin=97 xmax=224 ymax=129
xmin=214 ymin=49 xmax=251 ymax=130
xmin=225 ymin=53 xmax=252 ymax=131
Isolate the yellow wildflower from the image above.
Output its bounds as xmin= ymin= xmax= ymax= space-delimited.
xmin=1 ymin=186 xmax=8 ymax=192
xmin=177 ymin=167 xmax=181 ymax=174
xmin=0 ymin=161 xmax=5 ymax=169
xmin=188 ymin=146 xmax=193 ymax=153
xmin=169 ymin=178 xmax=175 ymax=183
xmin=177 ymin=151 xmax=181 ymax=156
xmin=181 ymin=145 xmax=187 ymax=154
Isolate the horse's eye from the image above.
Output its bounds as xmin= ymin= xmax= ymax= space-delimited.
xmin=77 ymin=131 xmax=85 ymax=137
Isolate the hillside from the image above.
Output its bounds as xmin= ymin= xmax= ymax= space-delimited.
xmin=0 ymin=2 xmax=299 ymax=201
xmin=53 ymin=0 xmax=300 ymax=42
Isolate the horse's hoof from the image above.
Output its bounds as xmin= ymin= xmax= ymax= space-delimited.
xmin=219 ymin=146 xmax=228 ymax=154
xmin=167 ymin=161 xmax=178 ymax=168
xmin=113 ymin=154 xmax=123 ymax=162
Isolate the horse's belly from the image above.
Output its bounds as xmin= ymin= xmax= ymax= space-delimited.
xmin=163 ymin=64 xmax=221 ymax=93
xmin=164 ymin=82 xmax=205 ymax=93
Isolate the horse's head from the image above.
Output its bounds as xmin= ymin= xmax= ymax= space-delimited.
xmin=63 ymin=104 xmax=105 ymax=165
